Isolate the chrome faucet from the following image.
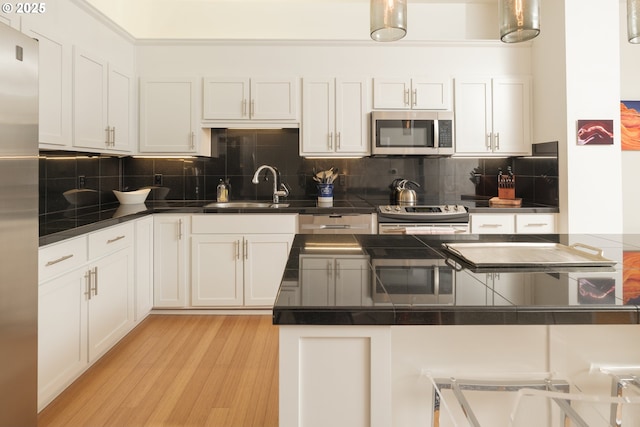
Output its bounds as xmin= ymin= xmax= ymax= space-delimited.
xmin=251 ymin=165 xmax=290 ymax=204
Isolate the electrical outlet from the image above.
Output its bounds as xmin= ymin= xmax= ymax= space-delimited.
xmin=154 ymin=174 xmax=163 ymax=185
xmin=338 ymin=174 xmax=346 ymax=186
xmin=78 ymin=175 xmax=85 ymax=189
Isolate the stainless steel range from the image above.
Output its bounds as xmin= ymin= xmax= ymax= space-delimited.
xmin=377 ymin=204 xmax=469 ymax=235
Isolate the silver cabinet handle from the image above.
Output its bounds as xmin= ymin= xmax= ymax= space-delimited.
xmin=523 ymin=223 xmax=549 ymax=227
xmin=495 ymin=132 xmax=500 ymax=150
xmin=105 ymin=126 xmax=111 ymax=146
xmin=244 ymin=239 xmax=248 ymax=260
xmin=480 ymin=224 xmax=503 ymax=228
xmin=111 ymin=126 xmax=116 ymax=146
xmin=486 ymin=133 xmax=492 ymax=150
xmin=250 ymin=99 xmax=255 ymax=117
xmin=178 ymin=219 xmax=183 ymax=240
xmin=335 ymin=260 xmax=340 ymax=279
xmin=107 ymin=235 xmax=125 ymax=244
xmin=45 ymin=254 xmax=73 ymax=267
xmin=190 ymin=131 xmax=195 ymax=150
xmin=242 ymin=99 xmax=247 ymax=116
xmin=404 ymin=89 xmax=410 ymax=106
xmin=235 ymin=240 xmax=240 ymax=260
xmin=91 ymin=267 xmax=98 ymax=296
xmin=412 ymin=89 xmax=417 ymax=107
xmin=327 ymin=260 xmax=333 ymax=278
xmin=84 ymin=270 xmax=92 ymax=300
xmin=336 ymin=132 xmax=341 ymax=149
xmin=328 ymin=132 xmax=333 ymax=150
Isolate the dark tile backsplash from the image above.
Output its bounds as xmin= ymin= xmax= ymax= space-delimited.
xmin=39 ymin=131 xmax=558 ymax=220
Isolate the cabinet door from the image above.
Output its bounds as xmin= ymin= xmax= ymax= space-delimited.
xmin=515 ymin=213 xmax=556 ymax=234
xmin=250 ymin=77 xmax=297 ymax=120
xmin=107 ymin=66 xmax=132 ymax=152
xmin=301 ymin=77 xmax=335 ymax=155
xmin=470 ymin=213 xmax=515 ymax=234
xmin=153 ymin=215 xmax=189 ymax=307
xmin=335 ymin=77 xmax=369 ymax=155
xmin=139 ymin=77 xmax=199 ymax=153
xmin=22 ymin=23 xmax=72 ymax=148
xmin=244 ymin=234 xmax=294 ymax=306
xmin=135 ymin=216 xmax=154 ymax=321
xmin=334 ymin=258 xmax=372 ymax=306
xmin=454 ymin=271 xmax=488 ymax=305
xmin=191 ymin=234 xmax=243 ymax=306
xmin=73 ymin=48 xmax=108 ymax=150
xmin=202 ymin=77 xmax=249 ymax=120
xmin=373 ymin=78 xmax=411 ymax=109
xmin=492 ymin=77 xmax=531 ymax=155
xmin=453 ymin=77 xmax=492 ymax=155
xmin=87 ymin=247 xmax=134 ymax=362
xmin=38 ymin=268 xmax=88 ymax=410
xmin=300 ymin=256 xmax=335 ymax=306
xmin=412 ymin=77 xmax=450 ymax=110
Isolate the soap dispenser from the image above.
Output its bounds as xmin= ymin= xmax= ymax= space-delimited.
xmin=216 ymin=179 xmax=229 ymax=202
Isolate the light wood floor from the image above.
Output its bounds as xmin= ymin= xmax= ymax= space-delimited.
xmin=38 ymin=315 xmax=279 ymax=427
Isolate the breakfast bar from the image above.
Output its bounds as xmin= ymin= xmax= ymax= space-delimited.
xmin=273 ymin=233 xmax=640 ymax=427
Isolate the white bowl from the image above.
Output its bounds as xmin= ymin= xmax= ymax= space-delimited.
xmin=113 ymin=189 xmax=151 ymax=205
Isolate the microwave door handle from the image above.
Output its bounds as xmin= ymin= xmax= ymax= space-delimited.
xmin=434 ymin=120 xmax=439 ymax=149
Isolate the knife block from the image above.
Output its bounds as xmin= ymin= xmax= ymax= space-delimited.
xmin=497 ymin=175 xmax=515 ymax=200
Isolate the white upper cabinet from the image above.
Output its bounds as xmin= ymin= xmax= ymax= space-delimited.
xmin=202 ymin=77 xmax=297 ymax=121
xmin=0 ymin=11 xmax=20 ymax=30
xmin=139 ymin=77 xmax=210 ymax=155
xmin=73 ymin=48 xmax=133 ymax=153
xmin=22 ymin=21 xmax=72 ymax=149
xmin=373 ymin=77 xmax=451 ymax=110
xmin=301 ymin=76 xmax=369 ymax=157
xmin=454 ymin=76 xmax=532 ymax=156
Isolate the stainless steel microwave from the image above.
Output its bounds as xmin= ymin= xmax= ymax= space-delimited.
xmin=371 ymin=110 xmax=454 ymax=156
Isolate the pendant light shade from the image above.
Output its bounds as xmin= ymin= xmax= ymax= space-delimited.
xmin=629 ymin=0 xmax=640 ymax=43
xmin=499 ymin=0 xmax=540 ymax=43
xmin=370 ymin=0 xmax=407 ymax=42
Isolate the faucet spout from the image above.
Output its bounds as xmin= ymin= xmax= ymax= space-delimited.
xmin=252 ymin=165 xmax=289 ymax=204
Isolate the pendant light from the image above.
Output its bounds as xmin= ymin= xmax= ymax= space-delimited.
xmin=629 ymin=0 xmax=640 ymax=43
xmin=499 ymin=0 xmax=540 ymax=43
xmin=370 ymin=0 xmax=407 ymax=42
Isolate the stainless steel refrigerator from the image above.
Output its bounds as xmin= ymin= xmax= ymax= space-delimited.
xmin=0 ymin=22 xmax=39 ymax=427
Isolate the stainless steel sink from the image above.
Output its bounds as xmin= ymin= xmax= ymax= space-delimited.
xmin=204 ymin=201 xmax=290 ymax=208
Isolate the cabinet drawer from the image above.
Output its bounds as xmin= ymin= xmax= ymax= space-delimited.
xmin=470 ymin=214 xmax=515 ymax=234
xmin=191 ymin=214 xmax=298 ymax=234
xmin=88 ymin=222 xmax=134 ymax=259
xmin=39 ymin=236 xmax=88 ymax=282
xmin=515 ymin=213 xmax=556 ymax=234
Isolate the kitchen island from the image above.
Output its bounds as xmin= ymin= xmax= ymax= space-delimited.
xmin=273 ymin=233 xmax=640 ymax=427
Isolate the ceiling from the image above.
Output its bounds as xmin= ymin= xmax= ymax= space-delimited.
xmin=82 ymin=0 xmax=500 ymax=41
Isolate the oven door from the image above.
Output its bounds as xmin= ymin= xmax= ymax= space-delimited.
xmin=372 ymin=258 xmax=454 ymax=305
xmin=378 ymin=222 xmax=469 ymax=235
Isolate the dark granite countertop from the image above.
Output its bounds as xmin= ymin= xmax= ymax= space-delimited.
xmin=39 ymin=196 xmax=559 ymax=246
xmin=272 ymin=233 xmax=640 ymax=326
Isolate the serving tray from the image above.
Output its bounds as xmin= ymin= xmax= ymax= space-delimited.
xmin=441 ymin=242 xmax=616 ymax=268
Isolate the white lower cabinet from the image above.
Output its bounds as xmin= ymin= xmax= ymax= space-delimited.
xmin=38 ymin=222 xmax=135 ymax=410
xmin=153 ymin=215 xmax=190 ymax=308
xmin=470 ymin=212 xmax=557 ymax=234
xmin=299 ymin=255 xmax=372 ymax=306
xmin=135 ymin=216 xmax=154 ymax=320
xmin=190 ymin=214 xmax=296 ymax=308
